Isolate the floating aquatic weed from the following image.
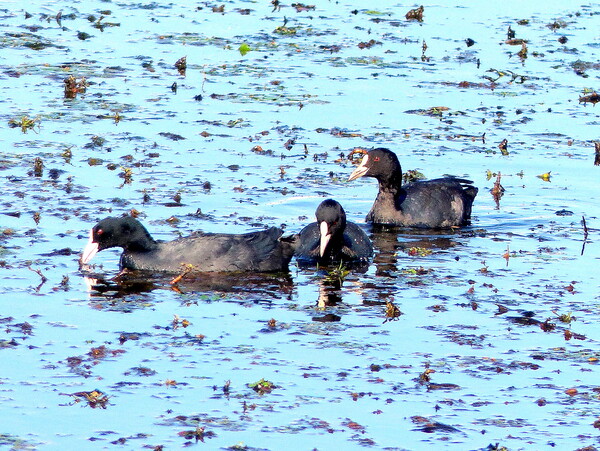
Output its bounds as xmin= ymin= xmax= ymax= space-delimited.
xmin=171 ymin=314 xmax=191 ymax=330
xmin=8 ymin=115 xmax=40 ymax=133
xmin=410 ymin=415 xmax=461 ymax=433
xmin=383 ymin=300 xmax=402 ymax=323
xmin=401 ymin=266 xmax=431 ymax=276
xmin=406 ymin=247 xmax=432 ymax=257
xmin=552 ymin=310 xmax=576 ymax=324
xmin=77 ymin=31 xmax=92 ymax=40
xmin=418 ymin=368 xmax=435 ymax=384
xmin=579 ymin=91 xmax=600 ymax=105
xmin=178 ymin=426 xmax=215 ymax=443
xmin=273 ymin=26 xmax=298 ymax=36
xmin=88 ymin=345 xmax=126 ymax=360
xmin=427 ymin=382 xmax=460 ymax=391
xmin=547 ymin=19 xmax=568 ymax=31
xmin=485 ymin=443 xmax=509 ymax=451
xmin=65 ymin=389 xmax=110 ymax=409
xmin=498 ymin=138 xmax=508 ymax=155
xmin=537 ymin=171 xmax=551 ymax=181
xmin=563 ymin=330 xmax=586 ymax=342
xmin=214 ymin=380 xmax=231 ymax=396
xmin=403 ymin=169 xmax=425 ymax=183
xmin=3 ymin=32 xmax=61 ymax=50
xmin=540 ymin=318 xmax=556 ymax=332
xmin=28 ymin=266 xmax=47 ymax=291
xmin=490 ymin=172 xmax=505 ymax=207
xmin=174 ymin=55 xmax=187 ymax=75
xmin=292 ymin=3 xmax=315 ymax=12
xmin=357 ymin=39 xmax=381 ymax=49
xmin=238 ymin=43 xmax=251 ymax=56
xmin=517 ymin=42 xmax=528 ymax=60
xmin=322 ymin=261 xmax=350 ymax=287
xmin=483 ymin=68 xmax=529 ymax=83
xmin=405 ymin=5 xmax=424 ymax=21
xmin=85 ymin=135 xmax=106 ymax=149
xmin=405 ymin=106 xmax=449 ymax=117
xmin=90 ymin=15 xmax=120 ymax=32
xmin=61 ymin=146 xmax=73 ymax=163
xmin=158 ymin=132 xmax=185 ymax=141
xmin=479 ymin=260 xmax=489 ymax=274
xmin=63 ymin=75 xmax=89 ymax=99
xmin=247 ymin=378 xmax=277 ymax=395
xmin=227 ymin=118 xmax=246 ymax=128
xmin=342 ymin=419 xmax=365 ymax=432
xmin=505 ymin=38 xmax=528 ymax=46
xmin=343 ymin=56 xmax=387 ymax=67
xmin=56 ymin=275 xmax=70 ymax=291
xmin=32 ymin=156 xmax=43 ymax=177
xmin=119 ymin=166 xmax=133 ymax=184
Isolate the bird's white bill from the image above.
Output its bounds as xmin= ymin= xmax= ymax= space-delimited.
xmin=319 ymin=221 xmax=331 ymax=257
xmin=347 ymin=155 xmax=369 ymax=181
xmin=80 ymin=229 xmax=99 ymax=264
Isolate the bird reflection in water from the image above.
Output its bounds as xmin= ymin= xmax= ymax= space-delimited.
xmin=82 ymin=270 xmax=294 ymax=309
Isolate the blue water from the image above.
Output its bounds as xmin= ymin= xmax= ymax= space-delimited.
xmin=1 ymin=1 xmax=600 ymax=449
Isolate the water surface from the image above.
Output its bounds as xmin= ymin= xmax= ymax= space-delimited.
xmin=1 ymin=1 xmax=600 ymax=449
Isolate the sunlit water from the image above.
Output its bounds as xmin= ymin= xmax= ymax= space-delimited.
xmin=1 ymin=1 xmax=600 ymax=449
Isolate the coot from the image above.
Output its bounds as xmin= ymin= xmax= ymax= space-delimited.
xmin=348 ymin=148 xmax=477 ymax=228
xmin=295 ymin=199 xmax=373 ymax=265
xmin=80 ymin=216 xmax=297 ymax=273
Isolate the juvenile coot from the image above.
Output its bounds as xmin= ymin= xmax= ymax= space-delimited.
xmin=295 ymin=199 xmax=373 ymax=265
xmin=80 ymin=216 xmax=297 ymax=273
xmin=348 ymin=148 xmax=478 ymax=228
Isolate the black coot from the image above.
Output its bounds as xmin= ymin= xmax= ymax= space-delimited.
xmin=348 ymin=148 xmax=478 ymax=228
xmin=295 ymin=199 xmax=373 ymax=265
xmin=80 ymin=216 xmax=297 ymax=273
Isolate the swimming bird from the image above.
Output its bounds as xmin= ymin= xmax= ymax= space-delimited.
xmin=295 ymin=199 xmax=373 ymax=265
xmin=80 ymin=216 xmax=297 ymax=273
xmin=348 ymin=148 xmax=477 ymax=228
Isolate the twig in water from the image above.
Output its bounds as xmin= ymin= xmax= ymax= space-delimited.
xmin=28 ymin=266 xmax=48 ymax=291
xmin=581 ymin=216 xmax=589 ymax=256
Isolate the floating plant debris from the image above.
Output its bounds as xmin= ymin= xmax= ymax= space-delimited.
xmin=65 ymin=390 xmax=110 ymax=409
xmin=405 ymin=5 xmax=424 ymax=21
xmin=248 ymin=378 xmax=277 ymax=395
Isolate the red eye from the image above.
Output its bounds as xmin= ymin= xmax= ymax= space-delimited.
xmin=97 ymin=229 xmax=104 ymax=235
xmin=373 ymin=157 xmax=380 ymax=162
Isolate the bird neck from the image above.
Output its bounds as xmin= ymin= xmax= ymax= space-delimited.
xmin=378 ymin=171 xmax=402 ymax=194
xmin=126 ymin=228 xmax=159 ymax=252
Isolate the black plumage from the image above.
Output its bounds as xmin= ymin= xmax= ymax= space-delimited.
xmin=295 ymin=199 xmax=373 ymax=265
xmin=80 ymin=216 xmax=297 ymax=273
xmin=348 ymin=148 xmax=477 ymax=228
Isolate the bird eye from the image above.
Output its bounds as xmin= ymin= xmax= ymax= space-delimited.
xmin=97 ymin=229 xmax=104 ymax=235
xmin=373 ymin=156 xmax=380 ymax=162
